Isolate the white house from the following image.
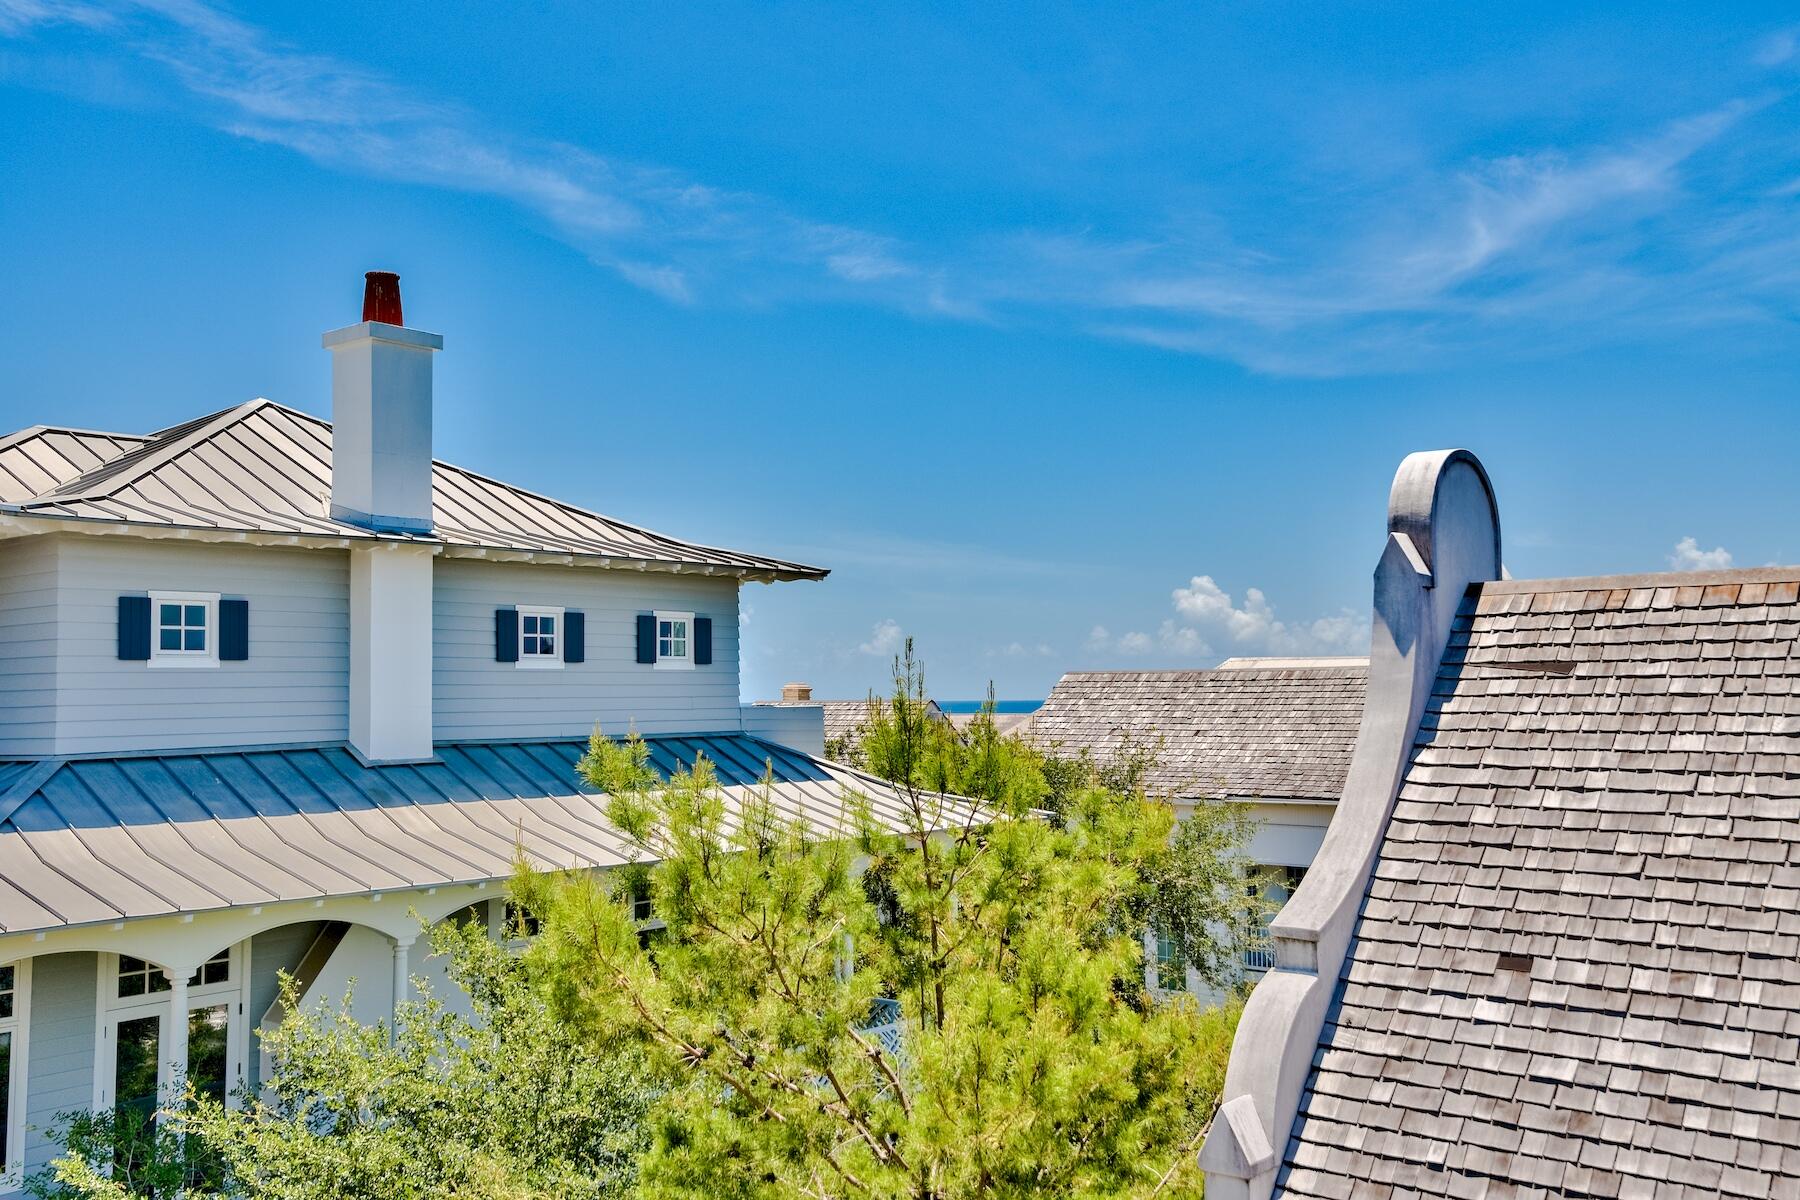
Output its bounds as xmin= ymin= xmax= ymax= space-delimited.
xmin=1028 ymin=658 xmax=1366 ymax=995
xmin=0 ymin=272 xmax=929 ymax=1192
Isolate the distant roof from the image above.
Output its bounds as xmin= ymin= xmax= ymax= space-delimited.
xmin=0 ymin=401 xmax=824 ymax=581
xmin=944 ymin=709 xmax=1036 ymax=739
xmin=0 ymin=733 xmax=969 ymax=936
xmin=1030 ymin=660 xmax=1367 ymax=802
xmin=1280 ymin=568 xmax=1800 ymax=1199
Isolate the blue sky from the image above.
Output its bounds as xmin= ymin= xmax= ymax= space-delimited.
xmin=3 ymin=3 xmax=1799 ymax=701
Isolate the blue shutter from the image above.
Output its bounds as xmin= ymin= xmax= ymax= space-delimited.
xmin=636 ymin=614 xmax=656 ymax=664
xmin=564 ymin=611 xmax=585 ymax=663
xmin=219 ymin=599 xmax=250 ymax=661
xmin=495 ymin=608 xmax=519 ymax=663
xmin=694 ymin=616 xmax=713 ymax=666
xmin=117 ymin=595 xmax=151 ymax=660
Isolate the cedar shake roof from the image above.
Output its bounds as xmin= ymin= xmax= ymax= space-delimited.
xmin=0 ymin=401 xmax=825 ymax=581
xmin=1029 ymin=662 xmax=1367 ymax=802
xmin=1280 ymin=568 xmax=1800 ymax=1199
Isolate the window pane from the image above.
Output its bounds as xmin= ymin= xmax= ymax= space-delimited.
xmin=671 ymin=621 xmax=687 ymax=638
xmin=540 ymin=636 xmax=554 ymax=655
xmin=114 ymin=1014 xmax=160 ymax=1119
xmin=160 ymin=629 xmax=181 ymax=650
xmin=541 ymin=616 xmax=555 ymax=635
xmin=522 ymin=615 xmax=539 ymax=635
xmin=183 ymin=629 xmax=206 ymax=651
xmin=160 ymin=604 xmax=180 ymax=625
xmin=188 ymin=1005 xmax=230 ymax=1106
xmin=184 ymin=605 xmax=205 ymax=626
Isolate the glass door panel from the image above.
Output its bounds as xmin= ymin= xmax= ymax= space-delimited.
xmin=0 ymin=1030 xmax=11 ymax=1167
xmin=114 ymin=1013 xmax=161 ymax=1119
xmin=188 ymin=1004 xmax=230 ymax=1105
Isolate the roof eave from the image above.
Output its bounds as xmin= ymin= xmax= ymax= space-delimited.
xmin=0 ymin=509 xmax=828 ymax=581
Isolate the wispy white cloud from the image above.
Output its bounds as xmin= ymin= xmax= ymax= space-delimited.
xmin=987 ymin=641 xmax=1053 ymax=659
xmin=856 ymin=619 xmax=903 ymax=658
xmin=1090 ymin=576 xmax=1364 ymax=662
xmin=6 ymin=2 xmax=1800 ymax=376
xmin=1668 ymin=536 xmax=1734 ymax=571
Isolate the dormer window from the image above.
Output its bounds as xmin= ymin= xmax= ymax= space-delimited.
xmin=149 ymin=591 xmax=218 ymax=667
xmin=655 ymin=611 xmax=693 ymax=670
xmin=517 ymin=606 xmax=563 ymax=668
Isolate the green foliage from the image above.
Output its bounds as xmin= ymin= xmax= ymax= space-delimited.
xmin=35 ymin=916 xmax=657 ymax=1200
xmin=26 ymin=1105 xmax=206 ymax=1200
xmin=527 ymin=641 xmax=1250 ymax=1199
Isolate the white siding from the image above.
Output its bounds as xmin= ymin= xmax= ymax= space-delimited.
xmin=0 ymin=539 xmax=59 ymax=756
xmin=433 ymin=559 xmax=741 ymax=741
xmin=47 ymin=538 xmax=350 ymax=755
xmin=21 ymin=953 xmax=96 ymax=1182
xmin=740 ymin=703 xmax=825 ymax=757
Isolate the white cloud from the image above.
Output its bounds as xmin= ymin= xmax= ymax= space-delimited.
xmin=1160 ymin=574 xmax=1366 ymax=656
xmin=1085 ymin=625 xmax=1112 ymax=651
xmin=1668 ymin=536 xmax=1733 ymax=571
xmin=5 ymin=5 xmax=1797 ymax=377
xmin=856 ymin=619 xmax=903 ymax=658
xmin=1116 ymin=631 xmax=1153 ymax=655
xmin=1755 ymin=27 xmax=1798 ymax=67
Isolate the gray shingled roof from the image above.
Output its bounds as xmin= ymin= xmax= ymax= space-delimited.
xmin=1280 ymin=569 xmax=1800 ymax=1199
xmin=1029 ymin=663 xmax=1367 ymax=802
xmin=0 ymin=733 xmax=973 ymax=936
xmin=0 ymin=401 xmax=824 ymax=581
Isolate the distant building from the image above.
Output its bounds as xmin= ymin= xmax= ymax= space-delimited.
xmin=754 ymin=683 xmax=947 ymax=761
xmin=1202 ymin=449 xmax=1800 ymax=1200
xmin=1031 ymin=658 xmax=1367 ymax=994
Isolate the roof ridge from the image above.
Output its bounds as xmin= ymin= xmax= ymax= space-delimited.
xmin=0 ymin=423 xmax=150 ymax=448
xmin=28 ymin=399 xmax=270 ymax=504
xmin=1480 ymin=564 xmax=1800 ymax=594
xmin=255 ymin=400 xmax=825 ymax=575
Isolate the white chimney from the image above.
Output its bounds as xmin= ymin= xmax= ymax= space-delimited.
xmin=322 ymin=271 xmax=441 ymax=533
xmin=326 ymin=272 xmax=438 ymax=764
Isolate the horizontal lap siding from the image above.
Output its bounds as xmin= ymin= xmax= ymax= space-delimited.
xmin=50 ymin=538 xmax=349 ymax=754
xmin=433 ymin=559 xmax=741 ymax=741
xmin=23 ymin=952 xmax=96 ymax=1180
xmin=0 ymin=539 xmax=59 ymax=756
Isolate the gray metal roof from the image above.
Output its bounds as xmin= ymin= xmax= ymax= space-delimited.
xmin=1280 ymin=570 xmax=1800 ymax=1199
xmin=1029 ymin=661 xmax=1367 ymax=802
xmin=0 ymin=401 xmax=825 ymax=581
xmin=0 ymin=733 xmax=962 ymax=936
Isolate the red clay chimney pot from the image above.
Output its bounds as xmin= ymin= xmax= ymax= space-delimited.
xmin=361 ymin=271 xmax=404 ymax=325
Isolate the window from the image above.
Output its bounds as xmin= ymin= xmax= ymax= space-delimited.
xmin=149 ymin=591 xmax=218 ymax=667
xmin=98 ymin=946 xmax=246 ymax=1120
xmin=1154 ymin=928 xmax=1186 ymax=992
xmin=655 ymin=610 xmax=693 ymax=669
xmin=0 ymin=960 xmax=27 ymax=1186
xmin=1242 ymin=866 xmax=1306 ymax=972
xmin=517 ymin=606 xmax=563 ymax=668
xmin=117 ymin=948 xmax=228 ymax=998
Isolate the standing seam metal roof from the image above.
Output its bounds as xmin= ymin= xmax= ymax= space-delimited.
xmin=0 ymin=401 xmax=825 ymax=580
xmin=0 ymin=733 xmax=967 ymax=937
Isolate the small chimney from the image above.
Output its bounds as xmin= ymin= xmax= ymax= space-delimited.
xmin=322 ymin=271 xmax=442 ymax=534
xmin=362 ymin=270 xmax=404 ymax=325
xmin=782 ymin=682 xmax=814 ymax=702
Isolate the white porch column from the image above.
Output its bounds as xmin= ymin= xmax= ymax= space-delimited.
xmin=165 ymin=967 xmax=190 ymax=1101
xmin=391 ymin=935 xmax=414 ymax=1037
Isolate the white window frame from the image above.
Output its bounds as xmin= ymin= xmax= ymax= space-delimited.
xmin=0 ymin=958 xmax=31 ymax=1189
xmin=654 ymin=610 xmax=694 ymax=671
xmin=148 ymin=590 xmax=220 ymax=669
xmin=93 ymin=944 xmax=250 ymax=1113
xmin=515 ymin=605 xmax=564 ymax=670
